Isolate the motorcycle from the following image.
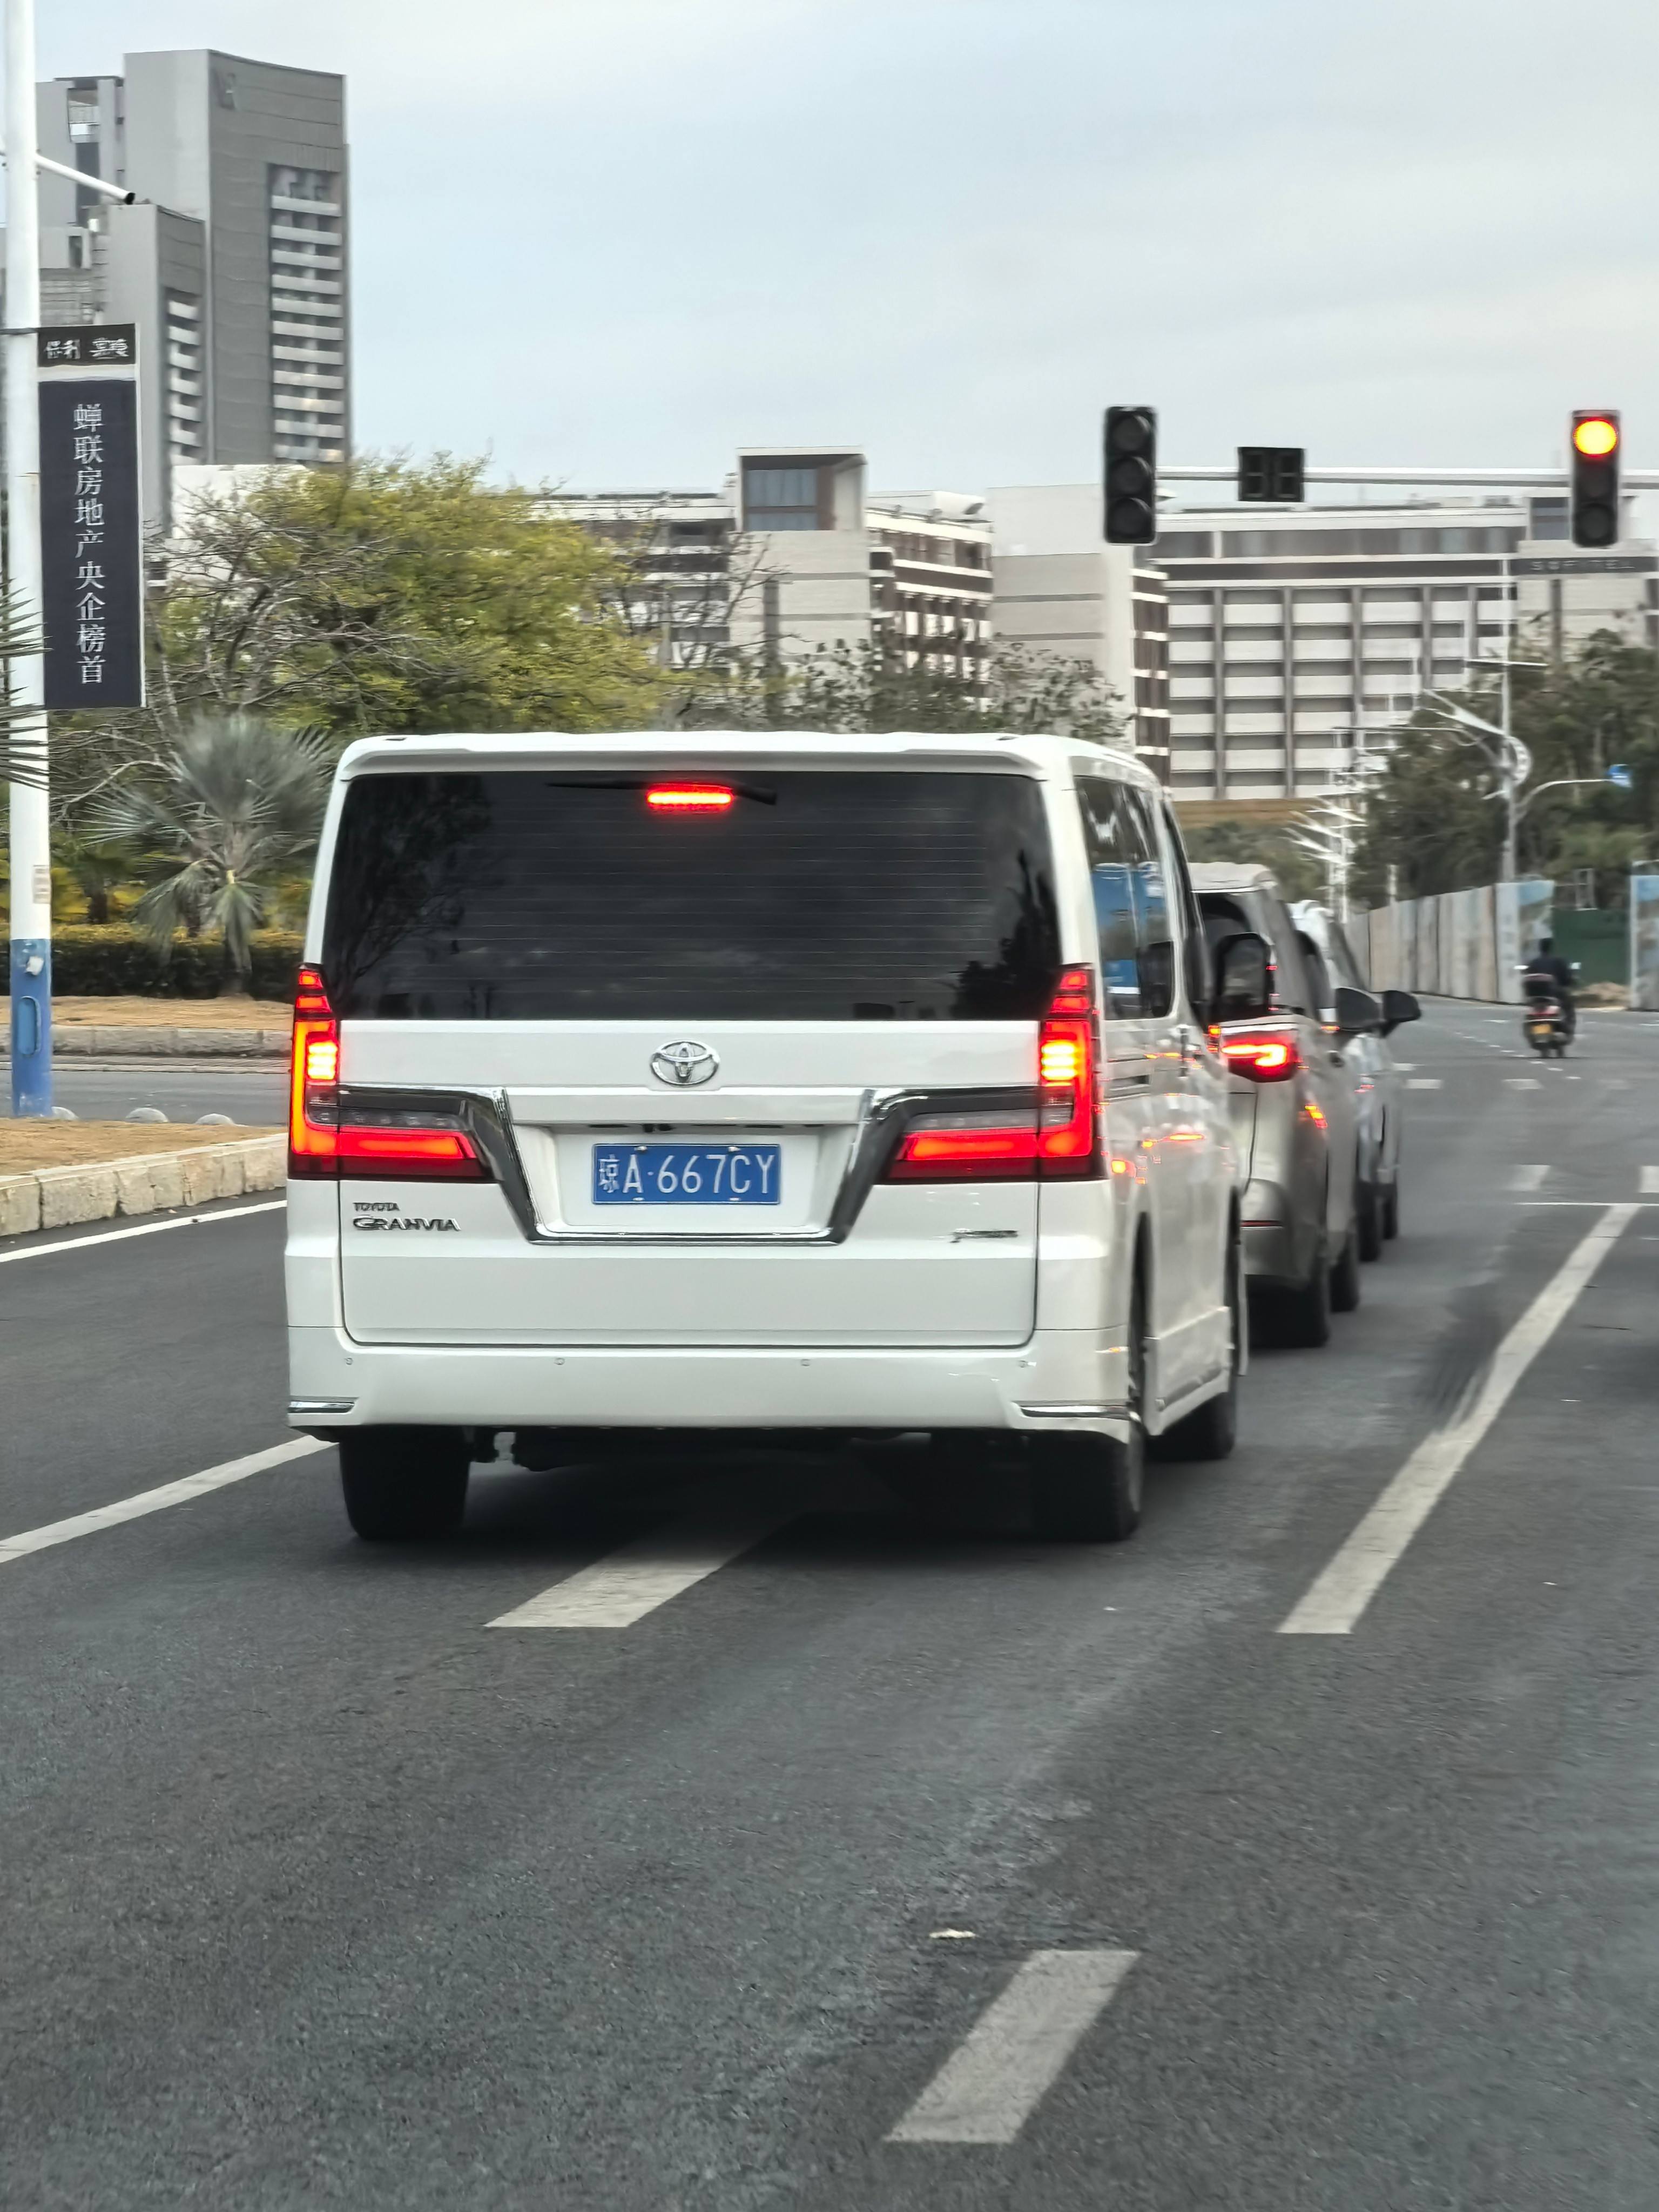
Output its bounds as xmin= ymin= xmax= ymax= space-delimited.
xmin=1516 ymin=964 xmax=1579 ymax=1058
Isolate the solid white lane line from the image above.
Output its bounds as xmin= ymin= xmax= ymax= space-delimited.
xmin=1510 ymin=1165 xmax=1548 ymax=1191
xmin=0 ymin=1198 xmax=285 ymax=1265
xmin=487 ymin=1506 xmax=797 ymax=1628
xmin=1643 ymin=1166 xmax=1659 ymax=1194
xmin=0 ymin=1437 xmax=328 ymax=1565
xmin=1407 ymin=1078 xmax=1442 ymax=1090
xmin=887 ymin=1950 xmax=1139 ymax=2146
xmin=1280 ymin=1202 xmax=1638 ymax=1637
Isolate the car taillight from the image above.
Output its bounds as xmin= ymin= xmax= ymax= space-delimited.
xmin=289 ymin=965 xmax=341 ymax=1178
xmin=288 ymin=965 xmax=488 ymax=1182
xmin=1220 ymin=1027 xmax=1301 ymax=1082
xmin=887 ymin=966 xmax=1102 ymax=1183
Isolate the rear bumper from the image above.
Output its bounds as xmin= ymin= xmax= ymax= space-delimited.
xmin=287 ymin=1324 xmax=1135 ymax=1439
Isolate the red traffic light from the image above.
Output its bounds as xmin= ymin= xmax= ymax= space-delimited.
xmin=1573 ymin=415 xmax=1620 ymax=458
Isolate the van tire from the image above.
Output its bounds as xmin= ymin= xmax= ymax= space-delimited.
xmin=340 ymin=1427 xmax=471 ymax=1542
xmin=1150 ymin=1231 xmax=1239 ymax=1462
xmin=1031 ymin=1282 xmax=1144 ymax=1540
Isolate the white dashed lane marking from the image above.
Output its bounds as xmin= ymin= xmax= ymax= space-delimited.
xmin=1510 ymin=1165 xmax=1548 ymax=1191
xmin=1643 ymin=1167 xmax=1659 ymax=1195
xmin=1506 ymin=1077 xmax=1540 ymax=1090
xmin=488 ymin=1505 xmax=797 ymax=1627
xmin=887 ymin=1950 xmax=1139 ymax=2146
xmin=1407 ymin=1078 xmax=1442 ymax=1090
xmin=1280 ymin=1204 xmax=1638 ymax=1636
xmin=0 ymin=1438 xmax=328 ymax=1566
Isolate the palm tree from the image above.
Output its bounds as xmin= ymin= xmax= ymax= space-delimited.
xmin=88 ymin=717 xmax=333 ymax=994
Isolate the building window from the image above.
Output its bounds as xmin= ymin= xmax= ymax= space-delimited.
xmin=268 ymin=165 xmax=346 ymax=464
xmin=743 ymin=465 xmax=819 ymax=531
xmin=165 ymin=292 xmax=204 ymax=470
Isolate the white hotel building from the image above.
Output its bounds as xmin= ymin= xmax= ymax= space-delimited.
xmin=1152 ymin=495 xmax=1657 ymax=799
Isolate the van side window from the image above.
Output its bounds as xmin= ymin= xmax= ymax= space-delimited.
xmin=1076 ymin=779 xmax=1174 ymax=1019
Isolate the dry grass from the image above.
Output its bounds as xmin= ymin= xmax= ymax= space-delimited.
xmin=0 ymin=1122 xmax=280 ymax=1173
xmin=53 ymin=996 xmax=289 ymax=1029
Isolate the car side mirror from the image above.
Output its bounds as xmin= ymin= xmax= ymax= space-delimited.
xmin=1139 ymin=938 xmax=1175 ymax=1017
xmin=1332 ymin=984 xmax=1382 ymax=1035
xmin=1380 ymin=987 xmax=1420 ymax=1037
xmin=1212 ymin=930 xmax=1271 ymax=1023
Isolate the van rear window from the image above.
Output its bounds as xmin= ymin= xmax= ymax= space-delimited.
xmin=322 ymin=768 xmax=1061 ymax=1021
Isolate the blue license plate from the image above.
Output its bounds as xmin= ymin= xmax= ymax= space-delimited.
xmin=592 ymin=1142 xmax=781 ymax=1206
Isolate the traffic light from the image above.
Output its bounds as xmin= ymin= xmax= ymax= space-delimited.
xmin=1570 ymin=409 xmax=1621 ymax=547
xmin=1238 ymin=446 xmax=1305 ymax=503
xmin=1103 ymin=406 xmax=1157 ymax=543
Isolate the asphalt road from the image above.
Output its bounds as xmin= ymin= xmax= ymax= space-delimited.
xmin=4 ymin=1000 xmax=1659 ymax=2210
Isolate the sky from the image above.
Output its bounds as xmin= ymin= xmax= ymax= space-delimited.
xmin=26 ymin=0 xmax=1659 ymax=501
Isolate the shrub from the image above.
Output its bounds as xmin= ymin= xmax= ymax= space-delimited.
xmin=50 ymin=927 xmax=304 ymax=1001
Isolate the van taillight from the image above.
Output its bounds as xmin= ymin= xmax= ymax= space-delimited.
xmin=887 ymin=966 xmax=1103 ymax=1184
xmin=288 ymin=965 xmax=488 ymax=1182
xmin=1220 ymin=1027 xmax=1301 ymax=1082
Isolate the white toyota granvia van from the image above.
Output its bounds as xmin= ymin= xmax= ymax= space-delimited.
xmin=286 ymin=732 xmax=1271 ymax=1545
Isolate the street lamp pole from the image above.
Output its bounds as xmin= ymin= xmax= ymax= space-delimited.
xmin=5 ymin=0 xmax=51 ymax=1115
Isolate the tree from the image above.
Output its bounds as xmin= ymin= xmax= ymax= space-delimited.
xmin=682 ymin=635 xmax=1127 ymax=739
xmin=86 ymin=717 xmax=333 ymax=993
xmin=1353 ymin=628 xmax=1659 ymax=907
xmin=151 ymin=455 xmax=663 ymax=740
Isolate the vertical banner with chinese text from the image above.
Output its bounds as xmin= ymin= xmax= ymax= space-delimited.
xmin=38 ymin=325 xmax=143 ymax=710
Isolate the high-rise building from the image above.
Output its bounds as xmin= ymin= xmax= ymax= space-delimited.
xmin=26 ymin=50 xmax=349 ymax=528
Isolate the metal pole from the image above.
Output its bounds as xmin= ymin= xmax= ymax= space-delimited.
xmin=5 ymin=0 xmax=50 ymax=1115
xmin=1500 ymin=554 xmax=1516 ymax=883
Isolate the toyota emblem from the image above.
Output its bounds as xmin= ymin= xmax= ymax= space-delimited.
xmin=650 ymin=1039 xmax=719 ymax=1087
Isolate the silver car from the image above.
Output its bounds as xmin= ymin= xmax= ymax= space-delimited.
xmin=1292 ymin=901 xmax=1420 ymax=1255
xmin=1190 ymin=864 xmax=1368 ymax=1347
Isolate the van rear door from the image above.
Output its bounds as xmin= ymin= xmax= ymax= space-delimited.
xmin=325 ymin=761 xmax=1062 ymax=1350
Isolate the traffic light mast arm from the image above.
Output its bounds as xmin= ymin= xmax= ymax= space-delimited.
xmin=1159 ymin=463 xmax=1659 ymax=488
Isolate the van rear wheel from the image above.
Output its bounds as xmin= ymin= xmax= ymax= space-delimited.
xmin=1031 ymin=1283 xmax=1144 ymax=1540
xmin=1151 ymin=1232 xmax=1240 ymax=1464
xmin=340 ymin=1427 xmax=471 ymax=1542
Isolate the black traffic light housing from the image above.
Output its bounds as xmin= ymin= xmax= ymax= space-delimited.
xmin=1103 ymin=406 xmax=1157 ymax=543
xmin=1570 ymin=410 xmax=1621 ymax=547
xmin=1238 ymin=446 xmax=1305 ymax=503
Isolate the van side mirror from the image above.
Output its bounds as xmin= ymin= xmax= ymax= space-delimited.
xmin=1380 ymin=987 xmax=1420 ymax=1037
xmin=1332 ymin=984 xmax=1382 ymax=1035
xmin=1212 ymin=930 xmax=1271 ymax=1023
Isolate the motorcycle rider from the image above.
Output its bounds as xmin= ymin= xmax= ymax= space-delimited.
xmin=1523 ymin=936 xmax=1576 ymax=1041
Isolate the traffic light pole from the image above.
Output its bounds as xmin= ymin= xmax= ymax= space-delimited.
xmin=5 ymin=0 xmax=51 ymax=1117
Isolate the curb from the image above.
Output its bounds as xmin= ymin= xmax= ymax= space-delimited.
xmin=1 ymin=1026 xmax=288 ymax=1058
xmin=0 ymin=1135 xmax=286 ymax=1237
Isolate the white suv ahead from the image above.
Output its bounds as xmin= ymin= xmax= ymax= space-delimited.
xmin=286 ymin=733 xmax=1266 ymax=1545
